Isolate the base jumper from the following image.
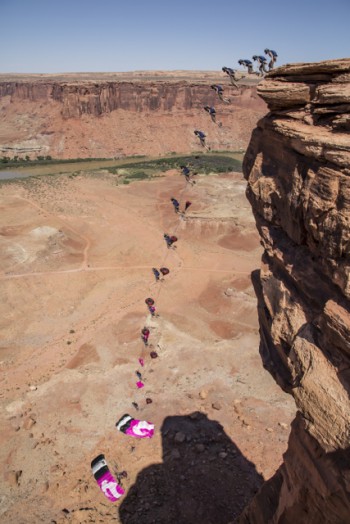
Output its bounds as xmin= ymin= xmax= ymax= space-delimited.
xmin=194 ymin=130 xmax=210 ymax=151
xmin=180 ymin=165 xmax=195 ymax=185
xmin=204 ymin=105 xmax=220 ymax=125
xmin=222 ymin=66 xmax=239 ymax=88
xmin=170 ymin=197 xmax=180 ymax=213
xmin=238 ymin=59 xmax=256 ymax=75
xmin=141 ymin=327 xmax=150 ymax=346
xmin=210 ymin=84 xmax=230 ymax=104
xmin=252 ymin=55 xmax=269 ymax=76
xmin=264 ymin=48 xmax=278 ymax=70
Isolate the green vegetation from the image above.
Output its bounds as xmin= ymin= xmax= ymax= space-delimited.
xmin=0 ymin=155 xmax=112 ymax=168
xmin=0 ymin=151 xmax=243 ymax=183
xmin=107 ymin=153 xmax=243 ymax=177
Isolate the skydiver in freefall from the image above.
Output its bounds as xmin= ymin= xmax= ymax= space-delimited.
xmin=238 ymin=59 xmax=257 ymax=75
xmin=194 ymin=130 xmax=210 ymax=151
xmin=210 ymin=84 xmax=231 ymax=104
xmin=222 ymin=67 xmax=240 ymax=88
xmin=252 ymin=55 xmax=269 ymax=76
xmin=264 ymin=49 xmax=278 ymax=70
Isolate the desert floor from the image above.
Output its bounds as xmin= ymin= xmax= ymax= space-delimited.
xmin=0 ymin=169 xmax=295 ymax=523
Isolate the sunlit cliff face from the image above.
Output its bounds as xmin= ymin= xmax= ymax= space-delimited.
xmin=239 ymin=58 xmax=350 ymax=523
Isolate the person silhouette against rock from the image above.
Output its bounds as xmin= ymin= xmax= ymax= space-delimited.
xmin=264 ymin=48 xmax=278 ymax=70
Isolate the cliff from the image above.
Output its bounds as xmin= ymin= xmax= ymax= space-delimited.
xmin=239 ymin=59 xmax=350 ymax=522
xmin=0 ymin=72 xmax=265 ymax=159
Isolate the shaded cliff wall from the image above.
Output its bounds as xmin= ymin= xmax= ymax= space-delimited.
xmin=239 ymin=59 xmax=350 ymax=523
xmin=0 ymin=77 xmax=266 ymax=158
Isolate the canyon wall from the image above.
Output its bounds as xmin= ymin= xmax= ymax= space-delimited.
xmin=0 ymin=72 xmax=265 ymax=159
xmin=239 ymin=59 xmax=350 ymax=522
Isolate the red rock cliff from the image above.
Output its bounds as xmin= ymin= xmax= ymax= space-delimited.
xmin=0 ymin=72 xmax=265 ymax=159
xmin=239 ymin=59 xmax=350 ymax=523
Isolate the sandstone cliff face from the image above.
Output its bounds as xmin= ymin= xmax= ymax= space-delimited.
xmin=239 ymin=59 xmax=350 ymax=523
xmin=0 ymin=73 xmax=265 ymax=159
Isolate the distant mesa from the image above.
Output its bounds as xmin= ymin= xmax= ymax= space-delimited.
xmin=0 ymin=71 xmax=266 ymax=160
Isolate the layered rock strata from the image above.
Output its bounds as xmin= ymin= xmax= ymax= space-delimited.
xmin=0 ymin=72 xmax=265 ymax=158
xmin=239 ymin=59 xmax=350 ymax=522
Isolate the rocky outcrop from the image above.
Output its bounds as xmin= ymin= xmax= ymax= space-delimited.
xmin=239 ymin=59 xmax=350 ymax=522
xmin=0 ymin=72 xmax=265 ymax=158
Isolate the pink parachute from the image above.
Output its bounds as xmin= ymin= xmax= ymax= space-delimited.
xmin=91 ymin=454 xmax=125 ymax=502
xmin=116 ymin=414 xmax=154 ymax=439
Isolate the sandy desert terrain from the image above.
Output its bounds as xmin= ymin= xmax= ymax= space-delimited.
xmin=0 ymin=168 xmax=295 ymax=523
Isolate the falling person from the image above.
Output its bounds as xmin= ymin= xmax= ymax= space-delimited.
xmin=180 ymin=165 xmax=195 ymax=185
xmin=152 ymin=268 xmax=160 ymax=281
xmin=204 ymin=106 xmax=222 ymax=127
xmin=170 ymin=197 xmax=180 ymax=213
xmin=141 ymin=327 xmax=150 ymax=346
xmin=194 ymin=130 xmax=210 ymax=151
xmin=222 ymin=66 xmax=240 ymax=88
xmin=210 ymin=84 xmax=230 ymax=104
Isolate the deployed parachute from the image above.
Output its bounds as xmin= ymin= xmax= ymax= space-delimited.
xmin=145 ymin=297 xmax=155 ymax=306
xmin=160 ymin=267 xmax=170 ymax=276
xmin=170 ymin=236 xmax=178 ymax=243
xmin=116 ymin=414 xmax=154 ymax=439
xmin=91 ymin=454 xmax=125 ymax=502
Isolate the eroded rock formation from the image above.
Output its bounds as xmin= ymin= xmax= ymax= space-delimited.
xmin=0 ymin=72 xmax=265 ymax=159
xmin=239 ymin=59 xmax=350 ymax=522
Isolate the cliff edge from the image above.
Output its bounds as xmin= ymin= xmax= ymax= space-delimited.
xmin=239 ymin=58 xmax=350 ymax=523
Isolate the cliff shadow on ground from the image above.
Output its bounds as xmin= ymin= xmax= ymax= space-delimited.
xmin=118 ymin=412 xmax=263 ymax=524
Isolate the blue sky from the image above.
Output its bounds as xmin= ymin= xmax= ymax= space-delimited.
xmin=1 ymin=0 xmax=349 ymax=73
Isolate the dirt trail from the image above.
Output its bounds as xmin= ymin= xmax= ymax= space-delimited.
xmin=0 ymin=171 xmax=295 ymax=523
